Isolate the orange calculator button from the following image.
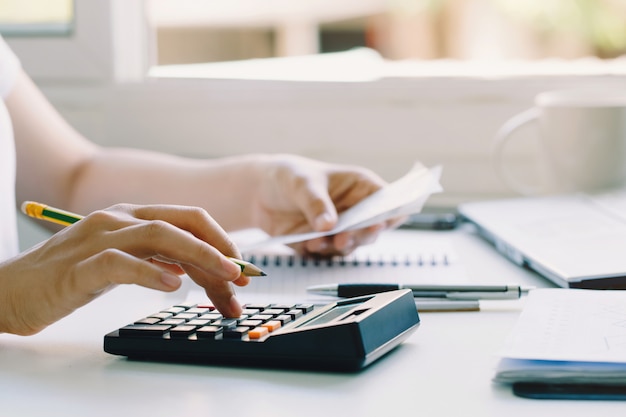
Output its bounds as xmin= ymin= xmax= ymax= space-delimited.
xmin=248 ymin=327 xmax=269 ymax=339
xmin=261 ymin=320 xmax=282 ymax=332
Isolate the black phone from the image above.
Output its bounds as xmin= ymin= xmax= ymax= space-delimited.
xmin=512 ymin=382 xmax=626 ymax=400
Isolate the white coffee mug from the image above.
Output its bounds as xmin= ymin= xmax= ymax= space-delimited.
xmin=493 ymin=89 xmax=626 ymax=195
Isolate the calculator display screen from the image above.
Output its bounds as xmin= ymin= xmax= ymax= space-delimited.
xmin=295 ymin=300 xmax=365 ymax=328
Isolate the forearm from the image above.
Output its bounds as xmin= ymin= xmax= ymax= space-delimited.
xmin=67 ymin=149 xmax=265 ymax=231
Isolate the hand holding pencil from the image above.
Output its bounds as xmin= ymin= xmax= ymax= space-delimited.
xmin=5 ymin=201 xmax=256 ymax=335
xmin=21 ymin=201 xmax=266 ymax=277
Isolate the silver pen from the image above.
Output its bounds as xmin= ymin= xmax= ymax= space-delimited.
xmin=306 ymin=283 xmax=534 ymax=300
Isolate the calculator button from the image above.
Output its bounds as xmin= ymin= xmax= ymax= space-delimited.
xmin=212 ymin=318 xmax=238 ymax=328
xmin=163 ymin=307 xmax=186 ymax=314
xmin=134 ymin=317 xmax=162 ymax=325
xmin=295 ymin=304 xmax=314 ymax=313
xmin=200 ymin=313 xmax=223 ymax=321
xmin=244 ymin=304 xmax=270 ymax=311
xmin=186 ymin=308 xmax=211 ymax=315
xmin=169 ymin=325 xmax=197 ymax=338
xmin=261 ymin=320 xmax=282 ymax=332
xmin=285 ymin=309 xmax=304 ymax=319
xmin=238 ymin=319 xmax=264 ymax=328
xmin=270 ymin=304 xmax=295 ymax=310
xmin=241 ymin=308 xmax=261 ymax=316
xmin=160 ymin=318 xmax=187 ymax=326
xmin=248 ymin=327 xmax=269 ymax=340
xmin=119 ymin=324 xmax=171 ymax=337
xmin=149 ymin=312 xmax=173 ymax=320
xmin=173 ymin=302 xmax=197 ymax=309
xmin=274 ymin=315 xmax=293 ymax=325
xmin=172 ymin=313 xmax=199 ymax=320
xmin=195 ymin=304 xmax=216 ymax=310
xmin=262 ymin=309 xmax=286 ymax=316
xmin=223 ymin=327 xmax=249 ymax=340
xmin=195 ymin=326 xmax=223 ymax=339
xmin=187 ymin=319 xmax=211 ymax=326
xmin=250 ymin=314 xmax=273 ymax=322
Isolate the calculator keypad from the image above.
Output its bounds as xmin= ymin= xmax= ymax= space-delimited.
xmin=118 ymin=303 xmax=315 ymax=342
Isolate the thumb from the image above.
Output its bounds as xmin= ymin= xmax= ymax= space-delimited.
xmin=293 ymin=180 xmax=338 ymax=232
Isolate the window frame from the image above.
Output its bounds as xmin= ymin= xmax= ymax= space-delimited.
xmin=4 ymin=0 xmax=150 ymax=82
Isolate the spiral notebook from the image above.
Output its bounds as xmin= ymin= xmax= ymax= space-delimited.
xmin=202 ymin=230 xmax=473 ymax=311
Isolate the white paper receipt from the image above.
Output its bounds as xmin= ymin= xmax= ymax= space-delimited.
xmin=240 ymin=162 xmax=443 ymax=251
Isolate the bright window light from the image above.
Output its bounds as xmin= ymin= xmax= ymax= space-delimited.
xmin=0 ymin=0 xmax=74 ymax=36
xmin=147 ymin=0 xmax=626 ymax=65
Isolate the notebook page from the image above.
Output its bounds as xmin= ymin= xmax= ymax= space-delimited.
xmin=500 ymin=288 xmax=626 ymax=363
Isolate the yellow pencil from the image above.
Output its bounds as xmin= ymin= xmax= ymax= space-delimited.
xmin=20 ymin=201 xmax=266 ymax=277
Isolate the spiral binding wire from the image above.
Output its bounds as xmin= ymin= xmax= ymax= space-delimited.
xmin=242 ymin=252 xmax=451 ymax=268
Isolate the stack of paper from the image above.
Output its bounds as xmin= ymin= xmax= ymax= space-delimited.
xmin=494 ymin=289 xmax=626 ymax=395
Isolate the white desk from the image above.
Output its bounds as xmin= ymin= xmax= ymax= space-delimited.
xmin=2 ymin=225 xmax=624 ymax=416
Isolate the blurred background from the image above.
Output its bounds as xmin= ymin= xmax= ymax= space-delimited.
xmin=1 ymin=0 xmax=625 ymax=248
xmin=151 ymin=0 xmax=626 ymax=63
xmin=1 ymin=0 xmax=624 ymax=63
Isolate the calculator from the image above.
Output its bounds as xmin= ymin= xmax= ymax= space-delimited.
xmin=104 ymin=289 xmax=420 ymax=371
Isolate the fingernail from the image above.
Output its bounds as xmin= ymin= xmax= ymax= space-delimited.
xmin=160 ymin=272 xmax=181 ymax=289
xmin=315 ymin=213 xmax=334 ymax=231
xmin=221 ymin=256 xmax=243 ymax=278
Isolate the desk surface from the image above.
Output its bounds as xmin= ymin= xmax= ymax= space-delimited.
xmin=2 ymin=225 xmax=624 ymax=417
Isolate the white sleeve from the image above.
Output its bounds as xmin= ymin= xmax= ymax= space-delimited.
xmin=0 ymin=36 xmax=21 ymax=99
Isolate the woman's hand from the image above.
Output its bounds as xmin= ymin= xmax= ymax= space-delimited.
xmin=250 ymin=155 xmax=404 ymax=256
xmin=0 ymin=204 xmax=248 ymax=336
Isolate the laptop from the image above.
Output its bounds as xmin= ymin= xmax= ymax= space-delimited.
xmin=458 ymin=189 xmax=626 ymax=289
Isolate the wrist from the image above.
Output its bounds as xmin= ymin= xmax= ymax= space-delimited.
xmin=198 ymin=154 xmax=271 ymax=230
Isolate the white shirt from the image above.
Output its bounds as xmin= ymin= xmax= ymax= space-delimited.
xmin=0 ymin=36 xmax=20 ymax=261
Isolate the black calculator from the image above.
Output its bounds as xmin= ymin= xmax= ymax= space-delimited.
xmin=104 ymin=289 xmax=420 ymax=371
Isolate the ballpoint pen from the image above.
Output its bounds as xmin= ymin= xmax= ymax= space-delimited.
xmin=306 ymin=283 xmax=534 ymax=300
xmin=21 ymin=201 xmax=266 ymax=277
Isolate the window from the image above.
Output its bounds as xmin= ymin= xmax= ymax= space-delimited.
xmin=0 ymin=0 xmax=74 ymax=36
xmin=5 ymin=0 xmax=626 ymax=207
xmin=6 ymin=0 xmax=624 ymax=81
xmin=146 ymin=0 xmax=626 ymax=65
xmin=3 ymin=0 xmax=149 ymax=82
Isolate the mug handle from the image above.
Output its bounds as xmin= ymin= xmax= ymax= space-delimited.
xmin=492 ymin=107 xmax=541 ymax=196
